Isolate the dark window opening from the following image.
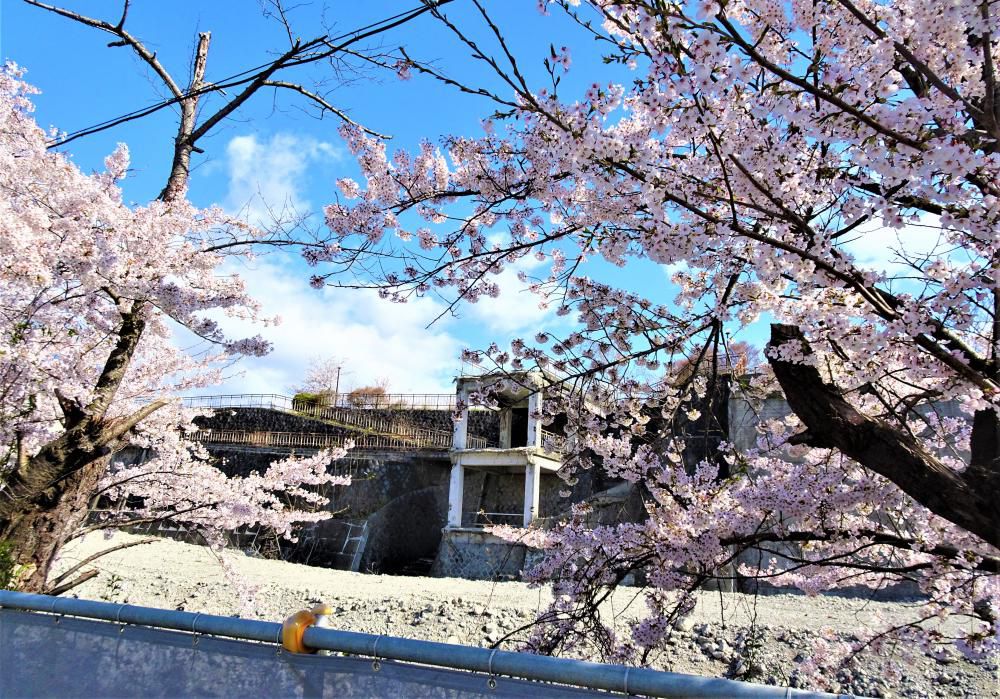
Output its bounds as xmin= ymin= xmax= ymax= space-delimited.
xmin=510 ymin=407 xmax=529 ymax=447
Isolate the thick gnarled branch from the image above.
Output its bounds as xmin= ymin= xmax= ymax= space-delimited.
xmin=767 ymin=324 xmax=1000 ymax=550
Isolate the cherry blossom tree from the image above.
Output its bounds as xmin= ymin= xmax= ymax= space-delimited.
xmin=1 ymin=0 xmax=443 ymax=593
xmin=297 ymin=356 xmax=346 ymax=400
xmin=0 ymin=66 xmax=353 ymax=594
xmin=316 ymin=0 xmax=1000 ymax=681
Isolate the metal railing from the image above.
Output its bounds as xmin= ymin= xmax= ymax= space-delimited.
xmin=0 ymin=591 xmax=838 ymax=698
xmin=189 ymin=429 xmax=449 ymax=452
xmin=541 ymin=429 xmax=566 ymax=454
xmin=183 ymin=393 xmax=294 ymax=410
xmin=183 ymin=393 xmax=457 ymax=411
xmin=466 ymin=433 xmax=496 ymax=449
xmin=293 ymin=403 xmax=439 ymax=435
xmin=183 ymin=393 xmax=499 ymax=450
xmin=463 ymin=510 xmax=524 ymax=527
xmin=324 ymin=392 xmax=457 ymax=410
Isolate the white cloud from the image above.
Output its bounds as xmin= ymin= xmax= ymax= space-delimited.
xmin=454 ymin=248 xmax=582 ymax=338
xmin=205 ymin=256 xmax=464 ymax=396
xmin=837 ymin=216 xmax=945 ymax=277
xmin=222 ymin=133 xmax=341 ymax=228
xmin=461 ymin=263 xmax=557 ymax=335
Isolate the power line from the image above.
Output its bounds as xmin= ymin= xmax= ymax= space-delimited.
xmin=46 ymin=2 xmax=445 ymax=148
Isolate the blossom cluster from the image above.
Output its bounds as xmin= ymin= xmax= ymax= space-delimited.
xmin=0 ymin=65 xmax=348 ymax=556
xmin=317 ymin=0 xmax=1000 ymax=676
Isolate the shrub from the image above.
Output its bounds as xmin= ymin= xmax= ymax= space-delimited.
xmin=293 ymin=392 xmax=328 ymax=409
xmin=347 ymin=386 xmax=388 ymax=408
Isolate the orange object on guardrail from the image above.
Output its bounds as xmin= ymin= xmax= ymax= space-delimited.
xmin=281 ymin=610 xmax=318 ymax=654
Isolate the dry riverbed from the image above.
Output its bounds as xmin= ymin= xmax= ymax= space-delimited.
xmin=50 ymin=532 xmax=998 ymax=698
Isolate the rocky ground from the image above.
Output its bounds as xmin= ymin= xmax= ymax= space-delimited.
xmin=49 ymin=532 xmax=998 ymax=698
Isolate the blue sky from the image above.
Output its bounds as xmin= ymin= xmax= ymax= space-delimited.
xmin=1 ymin=0 xmax=926 ymax=395
xmin=3 ymin=0 xmax=611 ymax=394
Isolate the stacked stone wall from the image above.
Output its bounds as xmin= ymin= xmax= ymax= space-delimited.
xmin=195 ymin=406 xmax=500 ymax=445
xmin=195 ymin=408 xmax=352 ymax=436
xmin=430 ymin=530 xmax=528 ymax=581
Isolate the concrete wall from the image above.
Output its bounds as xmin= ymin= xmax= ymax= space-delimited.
xmin=726 ymin=393 xmax=962 ymax=599
xmin=454 ymin=464 xmax=601 ymax=529
xmin=357 ymin=485 xmax=449 ymax=574
xmin=290 ymin=452 xmax=451 ymax=568
xmin=116 ymin=439 xmax=453 ymax=571
xmin=728 ymin=394 xmax=794 ymax=455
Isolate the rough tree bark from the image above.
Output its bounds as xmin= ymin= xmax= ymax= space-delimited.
xmin=767 ymin=323 xmax=1000 ymax=550
xmin=0 ymin=305 xmax=167 ymax=591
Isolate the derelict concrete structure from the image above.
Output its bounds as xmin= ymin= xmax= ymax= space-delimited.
xmin=448 ymin=371 xmax=563 ymax=530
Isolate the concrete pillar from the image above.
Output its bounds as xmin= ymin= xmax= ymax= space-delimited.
xmin=447 ymin=463 xmax=465 ymax=528
xmin=523 ymin=462 xmax=540 ymax=526
xmin=526 ymin=390 xmax=543 ymax=448
xmin=499 ymin=408 xmax=512 ymax=448
xmin=452 ymin=387 xmax=469 ymax=450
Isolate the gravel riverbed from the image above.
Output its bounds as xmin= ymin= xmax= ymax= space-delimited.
xmin=50 ymin=532 xmax=998 ymax=698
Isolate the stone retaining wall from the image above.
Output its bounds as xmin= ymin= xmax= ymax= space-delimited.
xmin=430 ymin=529 xmax=529 ymax=581
xmin=195 ymin=406 xmax=500 ymax=444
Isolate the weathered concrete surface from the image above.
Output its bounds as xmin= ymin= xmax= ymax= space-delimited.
xmin=115 ymin=438 xmax=455 ymax=572
xmin=357 ymin=485 xmax=449 ymax=574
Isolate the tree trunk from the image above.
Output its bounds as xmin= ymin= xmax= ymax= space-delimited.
xmin=0 ymin=454 xmax=110 ymax=592
xmin=767 ymin=324 xmax=1000 ymax=550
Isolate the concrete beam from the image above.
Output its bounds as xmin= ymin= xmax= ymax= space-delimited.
xmin=524 ymin=462 xmax=541 ymax=526
xmin=447 ymin=463 xmax=465 ymax=528
xmin=452 ymin=448 xmax=561 ymax=472
xmin=526 ymin=390 xmax=543 ymax=448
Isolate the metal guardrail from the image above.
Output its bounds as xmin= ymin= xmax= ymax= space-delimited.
xmin=190 ymin=429 xmax=450 ymax=452
xmin=463 ymin=511 xmax=524 ymax=527
xmin=183 ymin=393 xmax=294 ymax=410
xmin=0 ymin=591 xmax=844 ymax=698
xmin=183 ymin=393 xmax=457 ymax=411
